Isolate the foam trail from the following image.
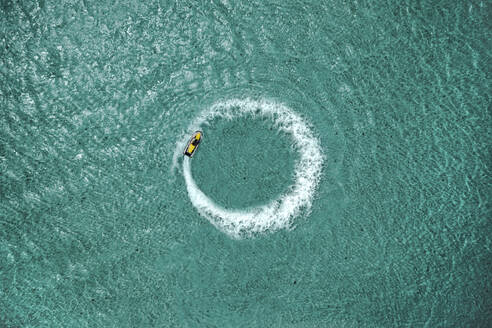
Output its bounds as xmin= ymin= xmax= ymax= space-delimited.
xmin=177 ymin=98 xmax=323 ymax=239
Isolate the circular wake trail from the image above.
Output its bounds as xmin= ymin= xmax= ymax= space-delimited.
xmin=176 ymin=98 xmax=323 ymax=239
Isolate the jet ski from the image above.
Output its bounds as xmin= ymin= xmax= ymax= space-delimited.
xmin=184 ymin=131 xmax=203 ymax=157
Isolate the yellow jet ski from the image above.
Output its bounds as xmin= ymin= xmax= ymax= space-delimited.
xmin=184 ymin=131 xmax=203 ymax=157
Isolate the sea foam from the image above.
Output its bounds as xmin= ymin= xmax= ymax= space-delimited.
xmin=172 ymin=98 xmax=323 ymax=239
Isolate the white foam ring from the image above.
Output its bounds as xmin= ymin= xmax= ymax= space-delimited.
xmin=172 ymin=98 xmax=324 ymax=239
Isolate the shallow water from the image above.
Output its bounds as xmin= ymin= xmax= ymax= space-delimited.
xmin=1 ymin=0 xmax=491 ymax=327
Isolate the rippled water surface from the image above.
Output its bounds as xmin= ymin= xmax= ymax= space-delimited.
xmin=1 ymin=0 xmax=490 ymax=327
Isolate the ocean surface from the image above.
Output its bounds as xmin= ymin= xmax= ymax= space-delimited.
xmin=1 ymin=0 xmax=491 ymax=327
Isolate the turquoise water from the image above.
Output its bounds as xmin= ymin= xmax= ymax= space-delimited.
xmin=1 ymin=0 xmax=491 ymax=326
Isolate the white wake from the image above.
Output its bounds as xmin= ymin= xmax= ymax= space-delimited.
xmin=173 ymin=98 xmax=323 ymax=239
